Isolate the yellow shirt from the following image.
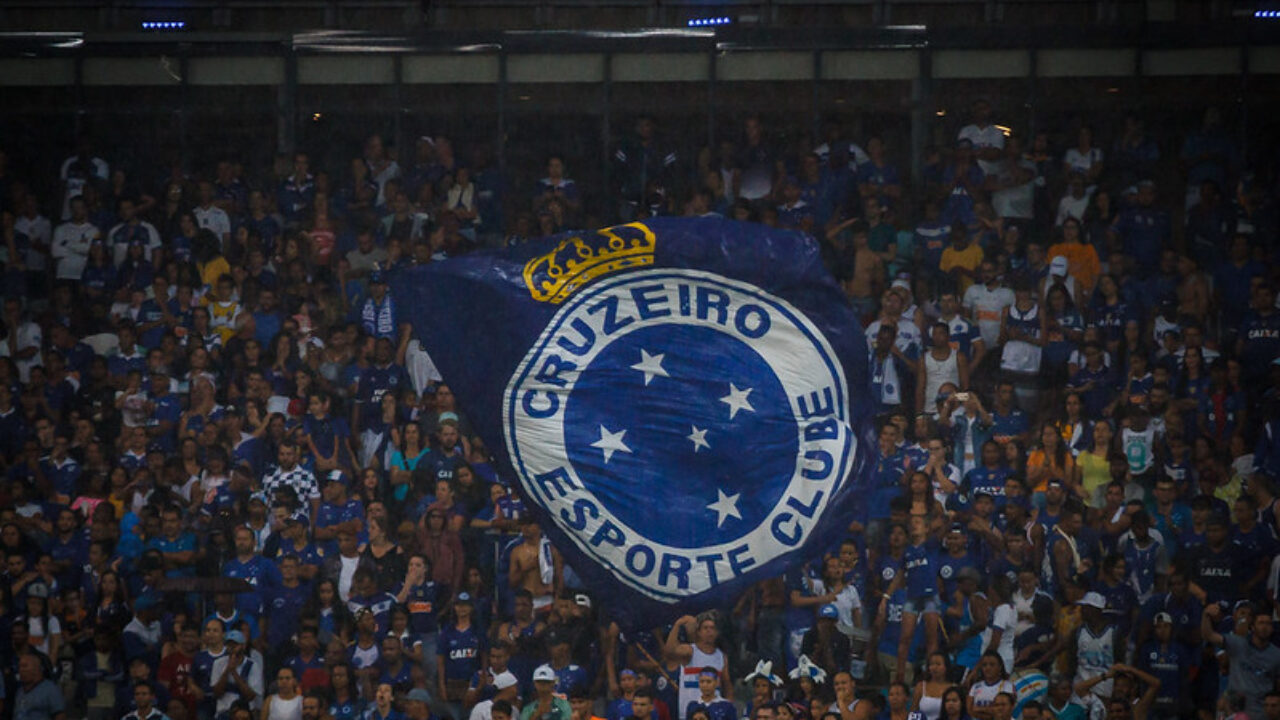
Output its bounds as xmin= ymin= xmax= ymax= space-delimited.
xmin=198 ymin=256 xmax=231 ymax=290
xmin=1047 ymin=241 xmax=1101 ymax=293
xmin=1078 ymin=451 xmax=1111 ymax=506
xmin=940 ymin=244 xmax=984 ymax=295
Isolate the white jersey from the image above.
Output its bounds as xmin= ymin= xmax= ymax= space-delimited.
xmin=968 ymin=679 xmax=1015 ymax=712
xmin=983 ymin=602 xmax=1017 ymax=675
xmin=1000 ymin=303 xmax=1042 ymax=375
xmin=1074 ymin=625 xmax=1116 ymax=699
xmin=678 ymin=646 xmax=725 ymax=720
xmin=1122 ymin=426 xmax=1156 ymax=475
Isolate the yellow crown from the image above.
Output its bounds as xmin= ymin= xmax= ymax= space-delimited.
xmin=522 ymin=222 xmax=656 ymax=304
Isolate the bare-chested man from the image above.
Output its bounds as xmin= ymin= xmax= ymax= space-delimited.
xmin=509 ymin=517 xmax=560 ymax=612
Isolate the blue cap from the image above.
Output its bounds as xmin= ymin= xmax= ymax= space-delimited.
xmin=225 ymin=630 xmax=246 ymax=645
xmin=134 ymin=592 xmax=159 ymax=611
xmin=325 ymin=470 xmax=349 ymax=486
xmin=818 ymin=604 xmax=839 ymax=619
xmin=455 ymin=592 xmax=473 ymax=604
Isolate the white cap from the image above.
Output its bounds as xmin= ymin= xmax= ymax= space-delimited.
xmin=533 ymin=665 xmax=556 ymax=682
xmin=1077 ymin=591 xmax=1106 ymax=610
xmin=1049 ymin=255 xmax=1069 ymax=277
xmin=493 ymin=671 xmax=519 ymax=690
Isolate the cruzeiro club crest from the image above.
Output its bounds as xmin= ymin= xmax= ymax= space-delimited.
xmin=504 ymin=268 xmax=856 ymax=602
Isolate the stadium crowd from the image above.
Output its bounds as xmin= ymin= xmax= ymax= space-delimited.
xmin=0 ymin=97 xmax=1279 ymax=720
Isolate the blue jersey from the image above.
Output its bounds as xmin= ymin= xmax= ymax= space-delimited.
xmin=264 ymin=581 xmax=312 ymax=647
xmin=553 ymin=664 xmax=591 ymax=696
xmin=868 ymin=450 xmax=908 ymax=521
xmin=316 ymin=498 xmax=366 ymax=556
xmin=40 ymin=456 xmax=82 ymax=498
xmin=1115 ymin=207 xmax=1171 ymax=271
xmin=193 ymin=648 xmax=226 ymax=695
xmin=877 ymin=589 xmax=922 ymax=662
xmin=607 ymin=699 xmax=635 ymax=720
xmin=915 ymin=221 xmax=951 ymax=271
xmin=1097 ymin=579 xmax=1138 ymax=637
xmin=1240 ymin=310 xmax=1280 ymax=380
xmin=876 ymin=553 xmax=903 ymax=595
xmin=1140 ymin=592 xmax=1202 ymax=640
xmin=438 ymin=624 xmax=485 ymax=681
xmin=1091 ymin=300 xmax=1132 ymax=343
xmin=303 ymin=414 xmax=351 ymax=463
xmin=399 ymin=581 xmax=442 ymax=634
xmin=941 ymin=314 xmax=981 ymax=358
xmin=108 ymin=351 xmax=146 ymax=381
xmin=1137 ymin=640 xmax=1194 ymax=708
xmin=150 ymin=392 xmax=182 ymax=452
xmin=348 ymin=591 xmax=398 ymax=636
xmin=137 ymin=298 xmax=168 ymax=349
xmin=146 ymin=533 xmax=198 ymax=578
xmin=990 ymin=409 xmax=1029 ymax=445
xmin=937 ymin=551 xmax=979 ymax=600
xmin=330 ymin=697 xmax=366 ymax=720
xmin=357 ymin=363 xmax=409 ymax=420
xmin=222 ymin=554 xmax=281 ymax=615
xmin=903 ymin=541 xmax=939 ymax=598
xmin=963 ymin=466 xmax=1011 ymax=505
xmin=1121 ymin=536 xmax=1164 ymax=600
xmin=686 ymin=699 xmax=737 ymax=720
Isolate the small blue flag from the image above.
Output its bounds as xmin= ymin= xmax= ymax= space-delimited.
xmin=394 ymin=217 xmax=872 ymax=627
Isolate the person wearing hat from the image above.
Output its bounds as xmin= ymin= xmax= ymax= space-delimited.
xmin=358 ymin=258 xmax=396 ymax=340
xmin=1135 ymin=611 xmax=1192 ymax=718
xmin=1047 ymin=215 xmax=1099 ymax=294
xmin=1068 ymin=591 xmax=1117 ymax=700
xmin=439 ymin=592 xmax=485 ymax=719
xmin=1039 ymin=252 xmax=1080 ymax=309
xmin=314 ymin=468 xmax=364 ymax=557
xmin=210 ymin=629 xmax=265 ymax=717
xmin=1203 ymin=600 xmax=1280 ymax=719
xmin=405 ymin=688 xmax=436 ymax=720
xmin=775 ymin=175 xmax=814 ymax=233
xmin=799 ymin=605 xmax=852 ymax=690
xmin=470 ymin=672 xmax=518 ymax=720
xmin=521 ymin=665 xmax=571 ymax=720
xmin=122 ymin=591 xmax=163 ymax=667
xmin=544 ymin=628 xmax=588 ymax=697
xmin=265 ymin=509 xmax=321 ymax=580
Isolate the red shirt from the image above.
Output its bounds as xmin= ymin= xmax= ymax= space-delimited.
xmin=157 ymin=651 xmax=196 ymax=716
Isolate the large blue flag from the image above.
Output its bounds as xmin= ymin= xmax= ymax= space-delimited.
xmin=394 ymin=217 xmax=872 ymax=627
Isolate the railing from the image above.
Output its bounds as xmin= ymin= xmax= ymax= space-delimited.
xmin=0 ymin=0 xmax=1244 ymax=33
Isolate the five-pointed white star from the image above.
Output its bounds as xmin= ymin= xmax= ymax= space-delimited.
xmin=630 ymin=349 xmax=669 ymax=386
xmin=590 ymin=425 xmax=632 ymax=464
xmin=707 ymin=488 xmax=742 ymax=528
xmin=687 ymin=426 xmax=710 ymax=453
xmin=719 ymin=383 xmax=755 ymax=419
